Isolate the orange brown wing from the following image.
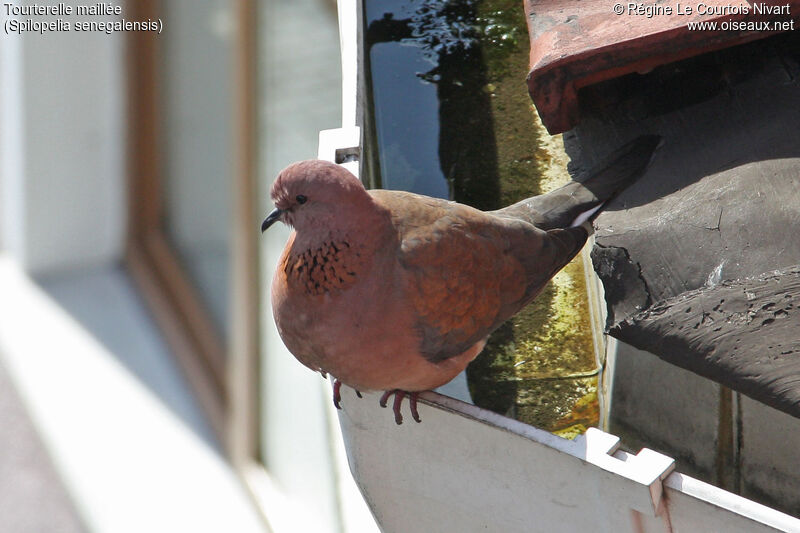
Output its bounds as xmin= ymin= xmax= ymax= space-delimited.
xmin=373 ymin=190 xmax=585 ymax=363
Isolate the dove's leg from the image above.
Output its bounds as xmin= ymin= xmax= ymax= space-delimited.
xmin=332 ymin=379 xmax=363 ymax=410
xmin=391 ymin=392 xmax=404 ymax=424
xmin=379 ymin=390 xmax=421 ymax=424
xmin=408 ymin=393 xmax=420 ymax=423
xmin=333 ymin=379 xmax=342 ymax=409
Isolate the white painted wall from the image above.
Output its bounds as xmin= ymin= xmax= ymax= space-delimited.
xmin=0 ymin=4 xmax=125 ymax=274
xmin=0 ymin=13 xmax=24 ymax=255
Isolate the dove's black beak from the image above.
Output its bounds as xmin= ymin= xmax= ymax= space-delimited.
xmin=261 ymin=208 xmax=283 ymax=232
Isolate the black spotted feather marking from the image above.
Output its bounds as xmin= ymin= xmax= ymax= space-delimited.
xmin=286 ymin=240 xmax=362 ymax=296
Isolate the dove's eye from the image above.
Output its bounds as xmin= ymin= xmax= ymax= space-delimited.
xmin=295 ymin=194 xmax=308 ymax=205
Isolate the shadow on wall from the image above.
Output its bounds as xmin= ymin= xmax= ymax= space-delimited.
xmin=36 ymin=266 xmax=217 ymax=447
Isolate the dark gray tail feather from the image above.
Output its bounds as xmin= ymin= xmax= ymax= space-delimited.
xmin=494 ymin=135 xmax=662 ymax=230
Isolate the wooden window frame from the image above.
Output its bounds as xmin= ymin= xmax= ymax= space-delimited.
xmin=125 ymin=0 xmax=260 ymax=454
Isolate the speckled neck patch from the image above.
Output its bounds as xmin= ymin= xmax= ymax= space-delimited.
xmin=285 ymin=240 xmax=364 ymax=296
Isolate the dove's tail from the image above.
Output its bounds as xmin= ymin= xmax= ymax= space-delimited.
xmin=495 ymin=134 xmax=662 ymax=231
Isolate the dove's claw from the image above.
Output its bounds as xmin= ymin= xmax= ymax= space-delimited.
xmin=333 ymin=379 xmax=342 ymax=409
xmin=379 ymin=390 xmax=391 ymax=408
xmin=409 ymin=392 xmax=421 ymax=423
xmin=392 ymin=391 xmax=405 ymax=424
xmin=378 ymin=389 xmax=421 ymax=424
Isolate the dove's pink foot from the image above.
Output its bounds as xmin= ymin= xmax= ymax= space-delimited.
xmin=332 ymin=379 xmax=363 ymax=410
xmin=379 ymin=390 xmax=421 ymax=424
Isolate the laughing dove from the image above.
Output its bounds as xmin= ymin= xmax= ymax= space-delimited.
xmin=262 ymin=135 xmax=660 ymax=423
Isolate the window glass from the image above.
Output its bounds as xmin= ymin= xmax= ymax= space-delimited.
xmin=162 ymin=0 xmax=235 ymax=341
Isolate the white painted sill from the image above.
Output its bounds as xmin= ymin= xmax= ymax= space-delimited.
xmin=0 ymin=256 xmax=266 ymax=533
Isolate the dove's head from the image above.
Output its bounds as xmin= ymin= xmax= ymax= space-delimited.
xmin=262 ymin=160 xmax=373 ymax=233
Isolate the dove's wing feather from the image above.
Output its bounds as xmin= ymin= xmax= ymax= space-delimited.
xmin=370 ymin=190 xmax=587 ymax=363
xmin=495 ymin=134 xmax=661 ymax=230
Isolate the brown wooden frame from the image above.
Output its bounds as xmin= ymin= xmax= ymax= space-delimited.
xmin=125 ymin=0 xmax=258 ymax=443
xmin=228 ymin=0 xmax=261 ymax=462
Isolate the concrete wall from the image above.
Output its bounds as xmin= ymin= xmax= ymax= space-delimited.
xmin=740 ymin=396 xmax=800 ymax=513
xmin=608 ymin=340 xmax=800 ymax=518
xmin=608 ymin=343 xmax=721 ymax=481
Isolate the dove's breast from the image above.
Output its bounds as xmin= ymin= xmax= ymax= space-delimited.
xmin=271 ymin=231 xmax=476 ymax=392
xmin=272 ymin=232 xmax=370 ymax=360
xmin=282 ymin=237 xmax=364 ymax=296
